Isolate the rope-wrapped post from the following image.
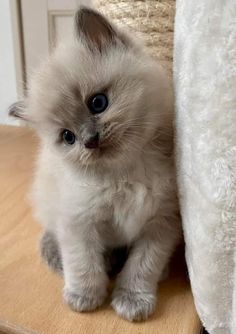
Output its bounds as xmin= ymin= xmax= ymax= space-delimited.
xmin=95 ymin=0 xmax=175 ymax=76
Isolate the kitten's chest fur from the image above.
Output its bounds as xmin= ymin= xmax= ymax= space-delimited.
xmin=105 ymin=179 xmax=156 ymax=245
xmin=59 ymin=155 xmax=174 ymax=246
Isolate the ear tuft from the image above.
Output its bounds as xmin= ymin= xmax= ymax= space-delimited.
xmin=8 ymin=101 xmax=27 ymax=120
xmin=74 ymin=7 xmax=117 ymax=51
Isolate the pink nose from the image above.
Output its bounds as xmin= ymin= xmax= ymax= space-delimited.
xmin=84 ymin=132 xmax=99 ymax=149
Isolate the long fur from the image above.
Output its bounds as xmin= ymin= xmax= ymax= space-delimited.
xmin=20 ymin=7 xmax=181 ymax=321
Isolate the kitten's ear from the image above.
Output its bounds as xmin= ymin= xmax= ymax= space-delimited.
xmin=74 ymin=7 xmax=126 ymax=51
xmin=8 ymin=101 xmax=28 ymax=121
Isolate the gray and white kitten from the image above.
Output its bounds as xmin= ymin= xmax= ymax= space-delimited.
xmin=10 ymin=7 xmax=181 ymax=321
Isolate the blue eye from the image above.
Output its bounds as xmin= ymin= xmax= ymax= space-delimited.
xmin=62 ymin=129 xmax=76 ymax=145
xmin=88 ymin=93 xmax=108 ymax=114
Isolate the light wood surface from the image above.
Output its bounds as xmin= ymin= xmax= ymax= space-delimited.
xmin=0 ymin=125 xmax=201 ymax=334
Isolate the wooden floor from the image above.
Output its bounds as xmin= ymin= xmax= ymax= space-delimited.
xmin=0 ymin=125 xmax=201 ymax=334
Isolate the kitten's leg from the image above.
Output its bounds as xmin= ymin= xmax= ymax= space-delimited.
xmin=60 ymin=226 xmax=108 ymax=312
xmin=40 ymin=230 xmax=63 ymax=275
xmin=112 ymin=219 xmax=180 ymax=321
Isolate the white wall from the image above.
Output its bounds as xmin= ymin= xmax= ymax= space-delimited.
xmin=0 ymin=0 xmax=18 ymax=124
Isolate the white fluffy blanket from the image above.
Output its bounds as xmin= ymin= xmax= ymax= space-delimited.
xmin=174 ymin=1 xmax=236 ymax=333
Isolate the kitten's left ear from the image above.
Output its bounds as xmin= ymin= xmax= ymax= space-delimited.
xmin=74 ymin=7 xmax=129 ymax=51
xmin=8 ymin=101 xmax=28 ymax=122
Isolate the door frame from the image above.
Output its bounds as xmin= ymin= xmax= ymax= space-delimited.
xmin=9 ymin=0 xmax=25 ymax=97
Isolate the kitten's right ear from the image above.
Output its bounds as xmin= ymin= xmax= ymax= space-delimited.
xmin=8 ymin=101 xmax=28 ymax=121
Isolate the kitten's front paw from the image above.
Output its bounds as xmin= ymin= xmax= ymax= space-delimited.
xmin=112 ymin=288 xmax=156 ymax=321
xmin=64 ymin=288 xmax=107 ymax=312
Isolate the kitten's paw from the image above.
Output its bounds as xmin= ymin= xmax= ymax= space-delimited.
xmin=40 ymin=231 xmax=63 ymax=275
xmin=64 ymin=288 xmax=107 ymax=312
xmin=111 ymin=288 xmax=156 ymax=321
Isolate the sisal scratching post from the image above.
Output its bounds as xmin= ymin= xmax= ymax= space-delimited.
xmin=95 ymin=0 xmax=175 ymax=75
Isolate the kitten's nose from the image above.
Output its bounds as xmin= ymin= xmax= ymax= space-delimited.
xmin=84 ymin=132 xmax=99 ymax=149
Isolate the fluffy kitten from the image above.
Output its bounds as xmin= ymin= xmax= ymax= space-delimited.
xmin=10 ymin=7 xmax=181 ymax=321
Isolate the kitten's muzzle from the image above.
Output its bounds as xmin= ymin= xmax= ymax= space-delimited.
xmin=84 ymin=132 xmax=100 ymax=149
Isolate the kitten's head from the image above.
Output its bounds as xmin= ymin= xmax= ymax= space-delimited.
xmin=10 ymin=7 xmax=173 ymax=173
